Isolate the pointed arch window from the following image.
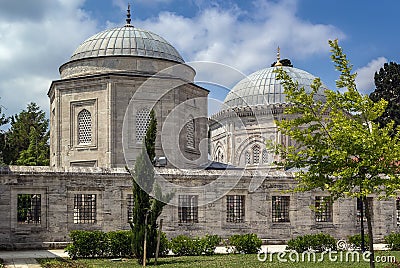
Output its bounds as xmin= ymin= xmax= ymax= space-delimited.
xmin=262 ymin=149 xmax=268 ymax=164
xmin=78 ymin=109 xmax=92 ymax=145
xmin=186 ymin=117 xmax=195 ymax=148
xmin=245 ymin=151 xmax=251 ymax=165
xmin=252 ymin=145 xmax=260 ymax=164
xmin=216 ymin=148 xmax=224 ymax=162
xmin=136 ymin=108 xmax=150 ymax=143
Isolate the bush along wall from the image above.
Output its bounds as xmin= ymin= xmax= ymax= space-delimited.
xmin=286 ymin=233 xmax=337 ymax=253
xmin=228 ymin=233 xmax=262 ymax=254
xmin=170 ymin=234 xmax=221 ymax=256
xmin=347 ymin=234 xmax=370 ymax=250
xmin=66 ymin=230 xmax=171 ymax=259
xmin=384 ymin=232 xmax=400 ymax=251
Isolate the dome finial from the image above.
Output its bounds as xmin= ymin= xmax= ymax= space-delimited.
xmin=274 ymin=46 xmax=283 ymax=67
xmin=125 ymin=3 xmax=133 ymax=27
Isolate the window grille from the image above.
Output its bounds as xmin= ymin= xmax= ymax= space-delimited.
xmin=17 ymin=194 xmax=41 ymax=224
xmin=262 ymin=149 xmax=268 ymax=163
xmin=136 ymin=108 xmax=150 ymax=143
xmin=78 ymin=109 xmax=92 ymax=144
xmin=252 ymin=145 xmax=260 ymax=164
xmin=127 ymin=194 xmax=134 ymax=223
xmin=245 ymin=151 xmax=251 ymax=164
xmin=226 ymin=195 xmax=245 ymax=223
xmin=315 ymin=196 xmax=332 ymax=222
xmin=74 ymin=194 xmax=96 ymax=224
xmin=272 ymin=196 xmax=290 ymax=222
xmin=186 ymin=118 xmax=195 ymax=148
xmin=178 ymin=195 xmax=198 ymax=223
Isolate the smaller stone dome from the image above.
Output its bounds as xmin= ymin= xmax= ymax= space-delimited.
xmin=70 ymin=26 xmax=184 ymax=63
xmin=224 ymin=66 xmax=328 ymax=107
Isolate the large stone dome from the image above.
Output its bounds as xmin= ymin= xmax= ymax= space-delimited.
xmin=223 ymin=66 xmax=327 ymax=107
xmin=70 ymin=25 xmax=184 ymax=63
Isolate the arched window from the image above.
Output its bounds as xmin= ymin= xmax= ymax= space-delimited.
xmin=216 ymin=148 xmax=224 ymax=162
xmin=245 ymin=151 xmax=251 ymax=165
xmin=78 ymin=109 xmax=92 ymax=145
xmin=262 ymin=149 xmax=268 ymax=164
xmin=186 ymin=117 xmax=195 ymax=148
xmin=252 ymin=145 xmax=260 ymax=164
xmin=136 ymin=108 xmax=150 ymax=143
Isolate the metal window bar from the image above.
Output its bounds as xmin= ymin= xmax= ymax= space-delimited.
xmin=315 ymin=196 xmax=332 ymax=222
xmin=17 ymin=194 xmax=41 ymax=224
xmin=74 ymin=194 xmax=96 ymax=224
xmin=226 ymin=195 xmax=245 ymax=223
xmin=272 ymin=196 xmax=290 ymax=222
xmin=127 ymin=194 xmax=134 ymax=223
xmin=178 ymin=195 xmax=198 ymax=223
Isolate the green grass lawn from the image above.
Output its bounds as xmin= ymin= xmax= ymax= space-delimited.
xmin=38 ymin=252 xmax=400 ymax=268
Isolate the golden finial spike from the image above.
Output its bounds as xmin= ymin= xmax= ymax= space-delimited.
xmin=274 ymin=46 xmax=283 ymax=67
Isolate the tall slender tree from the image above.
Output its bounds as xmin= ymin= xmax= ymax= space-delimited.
xmin=129 ymin=109 xmax=171 ymax=264
xmin=273 ymin=39 xmax=400 ymax=268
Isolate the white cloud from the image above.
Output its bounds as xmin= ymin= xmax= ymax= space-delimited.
xmin=138 ymin=0 xmax=345 ymax=87
xmin=355 ymin=57 xmax=387 ymax=94
xmin=0 ymin=0 xmax=345 ymax=118
xmin=0 ymin=0 xmax=98 ymax=116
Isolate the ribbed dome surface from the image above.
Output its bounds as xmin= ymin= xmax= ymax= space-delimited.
xmin=224 ymin=66 xmax=327 ymax=107
xmin=70 ymin=26 xmax=184 ymax=63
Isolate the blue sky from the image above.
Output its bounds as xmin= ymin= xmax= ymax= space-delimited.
xmin=0 ymin=0 xmax=399 ymax=117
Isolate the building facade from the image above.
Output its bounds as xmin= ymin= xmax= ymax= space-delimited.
xmin=0 ymin=10 xmax=399 ymax=249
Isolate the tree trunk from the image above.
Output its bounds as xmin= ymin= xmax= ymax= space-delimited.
xmin=364 ymin=197 xmax=375 ymax=268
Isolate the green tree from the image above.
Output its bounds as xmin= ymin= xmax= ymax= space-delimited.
xmin=129 ymin=110 xmax=171 ymax=264
xmin=4 ymin=102 xmax=49 ymax=165
xmin=16 ymin=126 xmax=50 ymax=166
xmin=370 ymin=62 xmax=400 ymax=131
xmin=273 ymin=39 xmax=400 ymax=268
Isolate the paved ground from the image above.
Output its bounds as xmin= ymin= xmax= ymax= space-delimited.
xmin=0 ymin=250 xmax=68 ymax=268
xmin=0 ymin=244 xmax=389 ymax=267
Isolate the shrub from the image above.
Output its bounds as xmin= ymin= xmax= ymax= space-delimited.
xmin=157 ymin=232 xmax=171 ymax=257
xmin=65 ymin=230 xmax=108 ymax=259
xmin=347 ymin=234 xmax=370 ymax=250
xmin=170 ymin=234 xmax=221 ymax=256
xmin=65 ymin=230 xmax=169 ymax=259
xmin=202 ymin=234 xmax=221 ymax=256
xmin=107 ymin=230 xmax=133 ymax=257
xmin=286 ymin=233 xmax=336 ymax=253
xmin=229 ymin=233 xmax=262 ymax=254
xmin=384 ymin=232 xmax=400 ymax=251
xmin=170 ymin=235 xmax=200 ymax=256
